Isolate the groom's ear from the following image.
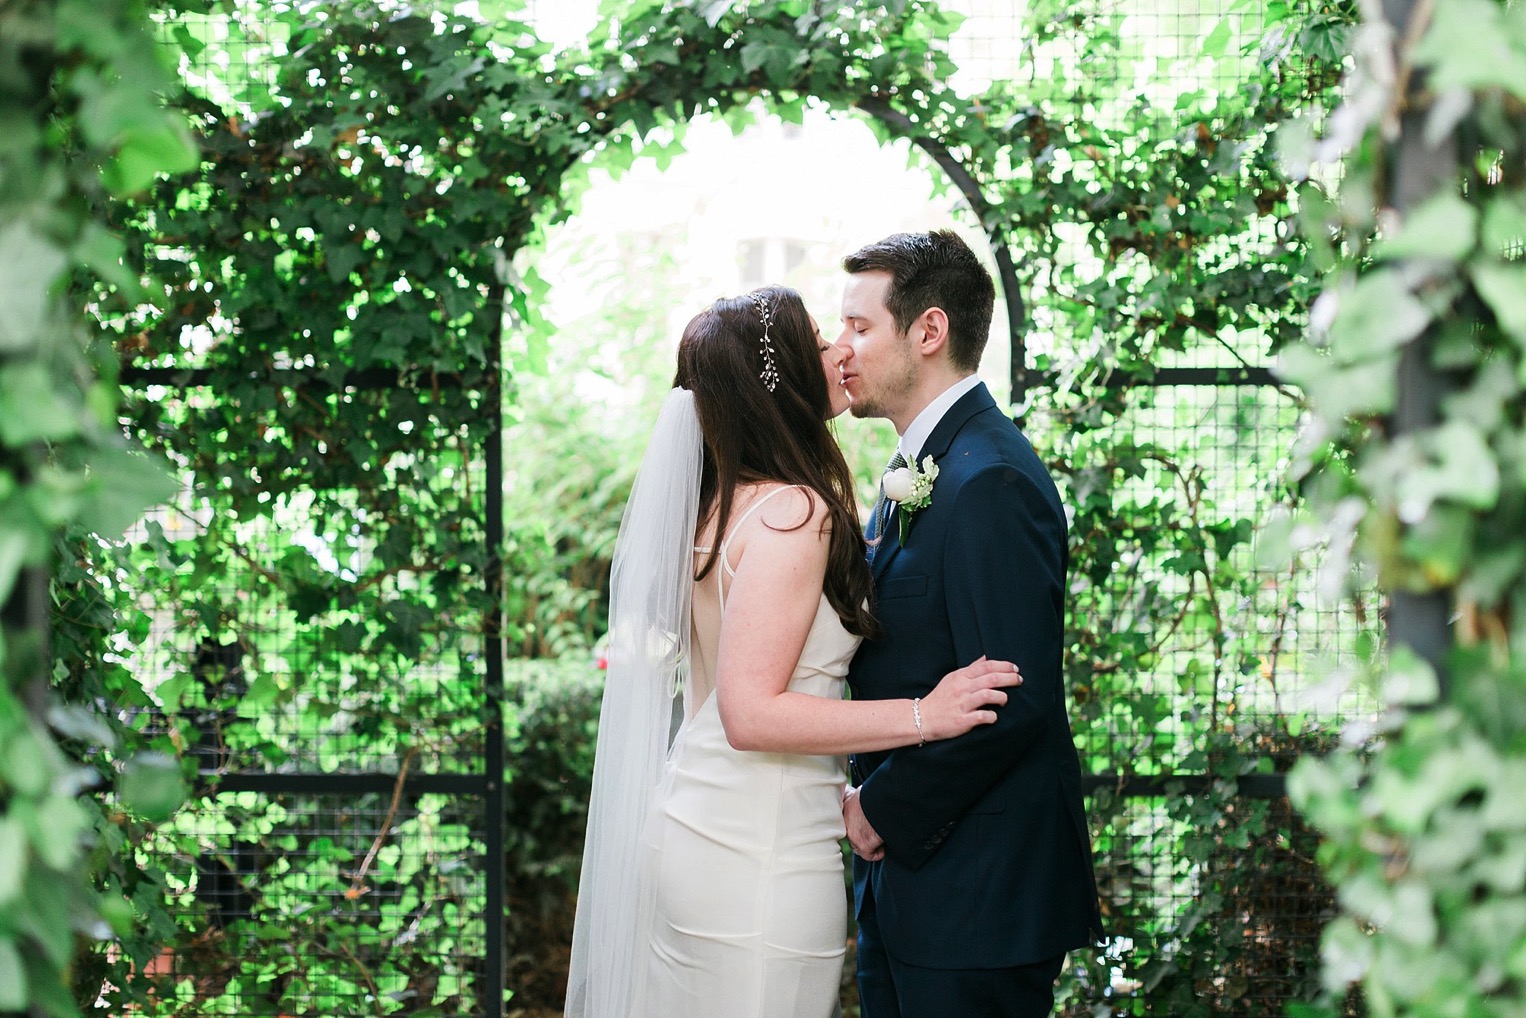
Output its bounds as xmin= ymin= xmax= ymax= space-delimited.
xmin=914 ymin=307 xmax=952 ymax=359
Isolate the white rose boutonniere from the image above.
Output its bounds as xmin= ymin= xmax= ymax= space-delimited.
xmin=883 ymin=455 xmax=939 ymax=544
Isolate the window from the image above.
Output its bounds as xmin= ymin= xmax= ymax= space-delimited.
xmin=738 ymin=237 xmax=809 ymax=289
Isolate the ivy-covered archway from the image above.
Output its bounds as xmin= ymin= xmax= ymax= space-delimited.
xmin=23 ymin=0 xmax=1359 ymax=1015
xmin=106 ymin=6 xmax=1029 ymax=1014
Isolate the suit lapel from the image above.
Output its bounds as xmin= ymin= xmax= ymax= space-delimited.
xmin=916 ymin=381 xmax=997 ymax=465
xmin=869 ymin=383 xmax=998 ymax=582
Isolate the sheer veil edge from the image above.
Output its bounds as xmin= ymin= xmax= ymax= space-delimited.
xmin=564 ymin=387 xmax=702 ymax=1018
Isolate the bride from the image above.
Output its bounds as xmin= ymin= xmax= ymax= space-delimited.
xmin=564 ymin=285 xmax=1020 ymax=1018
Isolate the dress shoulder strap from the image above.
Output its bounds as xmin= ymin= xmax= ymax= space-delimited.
xmin=717 ymin=484 xmax=801 ymax=606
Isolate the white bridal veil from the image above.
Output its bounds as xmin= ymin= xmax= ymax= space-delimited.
xmin=564 ymin=387 xmax=703 ymax=1018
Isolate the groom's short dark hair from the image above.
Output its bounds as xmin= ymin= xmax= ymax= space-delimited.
xmin=842 ymin=230 xmax=995 ymax=373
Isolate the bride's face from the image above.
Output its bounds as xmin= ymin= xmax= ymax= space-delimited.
xmin=813 ymin=315 xmax=851 ymax=419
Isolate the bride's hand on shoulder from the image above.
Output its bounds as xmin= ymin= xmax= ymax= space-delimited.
xmin=919 ymin=656 xmax=1022 ymax=741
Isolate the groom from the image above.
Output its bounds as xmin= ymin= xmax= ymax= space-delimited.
xmin=835 ymin=230 xmax=1102 ymax=1017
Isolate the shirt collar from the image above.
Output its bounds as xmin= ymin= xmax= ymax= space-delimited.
xmin=898 ymin=374 xmax=983 ymax=462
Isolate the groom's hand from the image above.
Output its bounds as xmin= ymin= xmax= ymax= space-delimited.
xmin=843 ymin=786 xmax=885 ymax=861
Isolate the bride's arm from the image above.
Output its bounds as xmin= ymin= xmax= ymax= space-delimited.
xmin=714 ymin=487 xmax=1017 ymax=755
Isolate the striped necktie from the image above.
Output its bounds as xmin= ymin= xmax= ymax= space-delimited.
xmin=871 ymin=450 xmax=908 ymax=551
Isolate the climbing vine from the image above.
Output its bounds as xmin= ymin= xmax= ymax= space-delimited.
xmin=1282 ymin=0 xmax=1526 ymax=1013
xmin=0 ymin=1 xmax=196 ymax=1014
xmin=15 ymin=0 xmax=1373 ymax=1012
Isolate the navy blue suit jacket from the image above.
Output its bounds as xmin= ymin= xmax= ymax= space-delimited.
xmin=849 ymin=382 xmax=1102 ymax=969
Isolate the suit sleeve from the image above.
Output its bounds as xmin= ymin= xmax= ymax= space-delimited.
xmin=857 ymin=461 xmax=1068 ymax=869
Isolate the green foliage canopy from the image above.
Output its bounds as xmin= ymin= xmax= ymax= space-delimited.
xmin=1284 ymin=0 xmax=1526 ymax=1014
xmin=1 ymin=1 xmax=196 ymax=1014
xmin=9 ymin=0 xmax=1368 ymax=1012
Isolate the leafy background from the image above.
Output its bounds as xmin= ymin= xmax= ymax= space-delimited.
xmin=14 ymin=0 xmax=1516 ymax=1016
xmin=1 ymin=1 xmax=195 ymax=1011
xmin=1279 ymin=0 xmax=1526 ymax=1015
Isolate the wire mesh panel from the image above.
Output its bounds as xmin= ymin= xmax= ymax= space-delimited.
xmin=121 ymin=2 xmax=514 ymax=1013
xmin=115 ymin=368 xmax=504 ymax=1016
xmin=1049 ymin=358 xmax=1372 ymax=1010
xmin=1067 ymin=382 xmax=1379 ymax=772
xmin=144 ymin=790 xmax=489 ymax=1015
xmin=949 ymin=1 xmax=1367 ymax=1014
xmin=159 ymin=5 xmax=290 ymax=114
xmin=1075 ymin=791 xmax=1336 ymax=1014
xmin=111 ymin=381 xmax=502 ymax=1016
xmin=1218 ymin=797 xmax=1336 ymax=1012
xmin=120 ymin=384 xmax=493 ymax=777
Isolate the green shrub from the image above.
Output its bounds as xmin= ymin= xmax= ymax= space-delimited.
xmin=502 ymin=657 xmax=603 ymax=1011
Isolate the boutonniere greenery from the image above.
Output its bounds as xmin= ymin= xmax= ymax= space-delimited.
xmin=883 ymin=455 xmax=939 ymax=544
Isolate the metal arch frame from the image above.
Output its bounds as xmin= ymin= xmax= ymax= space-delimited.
xmin=856 ymin=96 xmax=1031 ymax=412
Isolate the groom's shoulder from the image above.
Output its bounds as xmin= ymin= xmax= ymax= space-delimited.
xmin=946 ymin=414 xmax=1061 ymax=503
xmin=952 ymin=406 xmax=1037 ymax=463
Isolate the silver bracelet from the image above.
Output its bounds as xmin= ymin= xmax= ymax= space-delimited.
xmin=912 ymin=697 xmax=925 ymax=747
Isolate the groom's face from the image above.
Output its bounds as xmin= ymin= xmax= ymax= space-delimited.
xmin=835 ymin=270 xmax=919 ymax=422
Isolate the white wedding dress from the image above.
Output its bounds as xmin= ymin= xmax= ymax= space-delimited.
xmin=634 ymin=485 xmax=862 ymax=1017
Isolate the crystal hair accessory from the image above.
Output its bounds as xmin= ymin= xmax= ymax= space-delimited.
xmin=749 ymin=291 xmax=780 ymax=392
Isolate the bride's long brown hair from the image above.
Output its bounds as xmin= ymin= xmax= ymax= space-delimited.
xmin=674 ymin=285 xmax=879 ymax=639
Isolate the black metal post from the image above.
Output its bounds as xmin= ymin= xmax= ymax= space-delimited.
xmin=855 ymin=97 xmax=1029 ymax=412
xmin=1383 ymin=0 xmax=1455 ymax=697
xmin=1 ymin=565 xmax=51 ymax=715
xmin=483 ymin=288 xmax=508 ymax=1018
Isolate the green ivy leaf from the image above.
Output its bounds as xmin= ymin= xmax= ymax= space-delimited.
xmin=1275 ymin=343 xmax=1397 ymax=419
xmin=20 ymin=869 xmax=74 ymax=969
xmin=0 ymin=936 xmax=25 ymax=1010
xmin=2 ymin=728 xmax=51 ymax=798
xmin=152 ymin=669 xmax=192 ymax=713
xmin=1481 ymin=193 xmax=1526 ymax=256
xmin=1471 ymin=261 xmax=1526 ymax=341
xmin=1324 ymin=270 xmax=1432 ymax=359
xmin=1176 ymin=657 xmax=1213 ymax=695
xmin=102 ymin=121 xmax=200 ymax=198
xmin=1389 ymin=879 xmax=1439 ymax=946
xmin=25 ymin=796 xmax=88 ymax=871
xmin=0 ymin=223 xmax=67 ymax=353
xmin=0 ymin=523 xmax=37 ymax=607
xmin=0 ymin=818 xmax=26 ymax=907
xmin=701 ymin=0 xmax=735 ymax=27
xmin=1397 ymin=504 xmax=1475 ymax=587
xmin=739 ymin=38 xmax=801 ymax=81
xmin=1431 ymin=420 xmax=1501 ymax=511
xmin=1201 ymin=17 xmax=1233 ymax=59
xmin=326 ymin=243 xmax=366 ymax=284
xmin=118 ymin=752 xmax=186 ymax=823
xmin=172 ymin=23 xmax=207 ymax=60
xmin=1376 ymin=190 xmax=1478 ymax=262
xmin=1413 ymin=0 xmax=1526 ymax=98
xmin=76 ymin=442 xmax=180 ymax=538
xmin=76 ymin=220 xmax=141 ymax=296
xmin=0 ymin=363 xmax=80 ymax=445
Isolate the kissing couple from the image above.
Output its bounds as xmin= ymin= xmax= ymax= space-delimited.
xmin=566 ymin=230 xmax=1103 ymax=1018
